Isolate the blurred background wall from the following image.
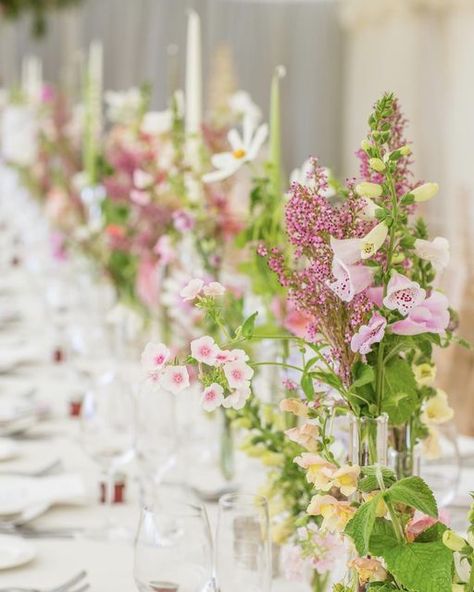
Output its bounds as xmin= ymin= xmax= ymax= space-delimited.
xmin=0 ymin=0 xmax=472 ymax=431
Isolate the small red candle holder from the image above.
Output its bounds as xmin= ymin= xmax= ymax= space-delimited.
xmin=99 ymin=473 xmax=126 ymax=504
xmin=68 ymin=397 xmax=83 ymax=418
xmin=52 ymin=347 xmax=65 ymax=364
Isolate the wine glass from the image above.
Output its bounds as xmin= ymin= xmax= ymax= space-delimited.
xmin=134 ymin=382 xmax=178 ymax=504
xmin=215 ymin=493 xmax=271 ymax=592
xmin=134 ymin=498 xmax=214 ymax=592
xmin=80 ymin=363 xmax=135 ymax=538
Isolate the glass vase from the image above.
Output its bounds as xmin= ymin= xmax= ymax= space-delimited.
xmin=349 ymin=414 xmax=388 ymax=468
xmin=388 ymin=422 xmax=421 ymax=479
xmin=219 ymin=409 xmax=235 ymax=482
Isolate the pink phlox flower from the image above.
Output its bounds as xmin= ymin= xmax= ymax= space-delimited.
xmin=190 ymin=336 xmax=220 ymax=366
xmin=223 ymin=360 xmax=254 ymax=389
xmin=160 ymin=365 xmax=190 ymax=394
xmin=222 ymin=386 xmax=251 ymax=410
xmin=200 ymin=383 xmax=224 ymax=412
xmin=180 ymin=278 xmax=204 ymax=301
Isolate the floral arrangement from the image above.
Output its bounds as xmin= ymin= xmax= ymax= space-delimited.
xmin=140 ymin=93 xmax=472 ymax=591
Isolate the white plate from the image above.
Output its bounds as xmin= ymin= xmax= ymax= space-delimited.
xmin=0 ymin=535 xmax=36 ymax=570
xmin=0 ymin=438 xmax=19 ymax=461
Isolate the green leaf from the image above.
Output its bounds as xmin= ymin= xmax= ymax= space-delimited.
xmin=387 ymin=476 xmax=438 ymax=518
xmin=369 ymin=518 xmax=398 ymax=556
xmin=300 ymin=374 xmax=314 ymax=400
xmin=351 ymin=362 xmax=375 ymax=389
xmin=359 ymin=466 xmax=397 ymax=493
xmin=367 ymin=584 xmax=398 ymax=591
xmin=241 ymin=312 xmax=258 ymax=338
xmin=415 ymin=522 xmax=447 ymax=543
xmin=381 ymin=358 xmax=418 ymax=425
xmin=383 ymin=540 xmax=453 ymax=592
xmin=344 ymin=494 xmax=381 ymax=556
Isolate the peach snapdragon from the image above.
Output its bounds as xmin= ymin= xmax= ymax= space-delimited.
xmin=307 ymin=494 xmax=356 ymax=532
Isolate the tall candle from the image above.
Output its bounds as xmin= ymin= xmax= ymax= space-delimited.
xmin=269 ymin=65 xmax=286 ymax=197
xmin=185 ymin=10 xmax=202 ymax=137
xmin=83 ymin=40 xmax=103 ymax=185
xmin=89 ymin=40 xmax=103 ymax=139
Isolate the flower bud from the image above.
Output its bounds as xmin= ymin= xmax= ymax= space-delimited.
xmin=369 ymin=158 xmax=385 ymax=172
xmin=467 ymin=530 xmax=474 ymax=549
xmin=442 ymin=529 xmax=466 ymax=552
xmin=411 ymin=182 xmax=439 ymax=202
xmin=355 ymin=182 xmax=383 ymax=199
xmin=360 ymin=139 xmax=372 ymax=151
xmin=400 ymin=145 xmax=411 ymax=156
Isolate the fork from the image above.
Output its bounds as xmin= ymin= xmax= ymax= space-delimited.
xmin=0 ymin=570 xmax=88 ymax=592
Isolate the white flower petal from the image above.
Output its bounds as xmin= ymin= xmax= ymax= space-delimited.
xmin=246 ymin=123 xmax=268 ymax=161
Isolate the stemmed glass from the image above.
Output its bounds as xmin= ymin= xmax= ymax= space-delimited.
xmin=215 ymin=493 xmax=272 ymax=592
xmin=134 ymin=498 xmax=214 ymax=592
xmin=80 ymin=362 xmax=135 ymax=539
xmin=134 ymin=382 xmax=178 ymax=505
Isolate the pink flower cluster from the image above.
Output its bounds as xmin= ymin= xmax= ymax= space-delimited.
xmin=190 ymin=336 xmax=253 ymax=411
xmin=141 ymin=343 xmax=190 ymax=394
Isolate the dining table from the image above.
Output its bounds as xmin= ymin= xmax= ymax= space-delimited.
xmin=0 ymin=163 xmax=472 ymax=591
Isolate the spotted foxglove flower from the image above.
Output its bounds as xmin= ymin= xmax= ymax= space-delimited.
xmin=202 ymin=116 xmax=268 ymax=183
xmin=414 ymin=236 xmax=450 ymax=269
xmin=191 ymin=336 xmax=220 ymax=366
xmin=200 ymin=383 xmax=224 ymax=411
xmin=350 ymin=311 xmax=387 ymax=355
xmin=326 ymin=257 xmax=373 ymax=302
xmin=223 ymin=360 xmax=254 ymax=389
xmin=383 ymin=272 xmax=426 ymax=316
xmin=180 ymin=278 xmax=204 ymax=301
xmin=360 ymin=222 xmax=389 ymax=259
xmin=160 ymin=366 xmax=190 ymax=394
xmin=391 ymin=291 xmax=449 ymax=335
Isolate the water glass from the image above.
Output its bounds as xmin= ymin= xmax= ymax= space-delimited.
xmin=215 ymin=493 xmax=271 ymax=592
xmin=134 ymin=501 xmax=214 ymax=592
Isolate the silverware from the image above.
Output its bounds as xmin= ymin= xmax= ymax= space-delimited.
xmin=0 ymin=570 xmax=88 ymax=592
xmin=0 ymin=524 xmax=84 ymax=539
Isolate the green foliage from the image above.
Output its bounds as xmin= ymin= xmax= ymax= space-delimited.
xmin=381 ymin=357 xmax=419 ymax=425
xmin=383 ymin=540 xmax=453 ymax=592
xmin=388 ymin=477 xmax=438 ymax=518
xmin=359 ymin=466 xmax=397 ymax=493
xmin=241 ymin=312 xmax=259 ymax=339
xmin=344 ymin=494 xmax=381 ymax=555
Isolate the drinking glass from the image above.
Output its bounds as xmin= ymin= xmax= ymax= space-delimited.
xmin=80 ymin=363 xmax=135 ymax=537
xmin=134 ymin=500 xmax=214 ymax=592
xmin=215 ymin=493 xmax=271 ymax=592
xmin=134 ymin=382 xmax=178 ymax=504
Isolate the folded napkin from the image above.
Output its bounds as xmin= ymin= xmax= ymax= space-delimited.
xmin=0 ymin=347 xmax=45 ymax=373
xmin=0 ymin=473 xmax=87 ymax=515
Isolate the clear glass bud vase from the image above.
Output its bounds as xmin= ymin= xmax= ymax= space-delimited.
xmin=349 ymin=414 xmax=388 ymax=468
xmin=388 ymin=423 xmax=420 ymax=479
xmin=219 ymin=409 xmax=235 ymax=482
